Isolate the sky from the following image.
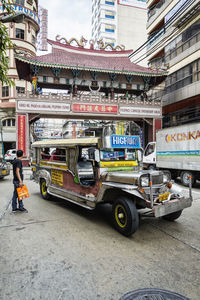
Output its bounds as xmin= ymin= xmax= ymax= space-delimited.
xmin=39 ymin=0 xmax=92 ymax=42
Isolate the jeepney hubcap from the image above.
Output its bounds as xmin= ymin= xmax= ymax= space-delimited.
xmin=115 ymin=204 xmax=127 ymax=228
xmin=41 ymin=182 xmax=47 ymax=195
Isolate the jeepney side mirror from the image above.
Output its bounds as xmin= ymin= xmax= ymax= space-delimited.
xmin=88 ymin=147 xmax=100 ymax=163
xmin=94 ymin=149 xmax=100 ymax=163
xmin=137 ymin=149 xmax=143 ymax=162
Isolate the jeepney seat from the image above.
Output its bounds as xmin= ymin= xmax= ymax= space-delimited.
xmin=77 ymin=160 xmax=95 ymax=185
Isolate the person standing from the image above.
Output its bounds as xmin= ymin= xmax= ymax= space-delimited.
xmin=12 ymin=150 xmax=28 ymax=213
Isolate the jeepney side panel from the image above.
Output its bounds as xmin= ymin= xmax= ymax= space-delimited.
xmin=34 ymin=146 xmax=101 ymax=198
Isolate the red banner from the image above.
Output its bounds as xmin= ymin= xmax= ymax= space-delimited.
xmin=17 ymin=115 xmax=26 ymax=156
xmin=73 ymin=103 xmax=118 ymax=114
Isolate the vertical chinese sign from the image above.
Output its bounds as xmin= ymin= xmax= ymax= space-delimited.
xmin=17 ymin=115 xmax=27 ymax=156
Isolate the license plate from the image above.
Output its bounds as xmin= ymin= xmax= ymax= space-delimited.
xmin=2 ymin=170 xmax=7 ymax=174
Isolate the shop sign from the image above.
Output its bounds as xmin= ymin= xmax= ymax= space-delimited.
xmin=73 ymin=104 xmax=118 ymax=114
xmin=17 ymin=115 xmax=26 ymax=156
xmin=17 ymin=101 xmax=70 ymax=112
xmin=111 ymin=135 xmax=141 ymax=148
xmin=0 ymin=5 xmax=39 ymax=24
xmin=120 ymin=106 xmax=161 ymax=117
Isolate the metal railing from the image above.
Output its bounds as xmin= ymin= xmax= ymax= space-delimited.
xmin=165 ymin=31 xmax=200 ymax=63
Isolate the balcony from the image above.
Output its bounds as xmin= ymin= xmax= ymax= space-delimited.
xmin=148 ymin=56 xmax=165 ymax=70
xmin=165 ymin=32 xmax=200 ymax=67
xmin=147 ymin=0 xmax=173 ymax=28
xmin=163 ymin=79 xmax=200 ymax=106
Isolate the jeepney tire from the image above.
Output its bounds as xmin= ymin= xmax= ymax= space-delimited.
xmin=112 ymin=197 xmax=139 ymax=237
xmin=180 ymin=171 xmax=195 ymax=187
xmin=40 ymin=179 xmax=51 ymax=200
xmin=162 ymin=210 xmax=182 ymax=221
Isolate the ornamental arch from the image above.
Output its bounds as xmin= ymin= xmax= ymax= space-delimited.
xmin=15 ymin=37 xmax=167 ymax=164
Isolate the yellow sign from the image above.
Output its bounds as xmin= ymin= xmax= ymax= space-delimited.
xmin=100 ymin=161 xmax=137 ymax=168
xmin=51 ymin=169 xmax=63 ymax=186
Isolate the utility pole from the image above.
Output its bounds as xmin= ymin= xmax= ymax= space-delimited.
xmin=0 ymin=120 xmax=5 ymax=162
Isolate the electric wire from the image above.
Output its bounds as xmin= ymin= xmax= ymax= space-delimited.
xmin=132 ymin=0 xmax=198 ymax=64
xmin=130 ymin=0 xmax=195 ymax=58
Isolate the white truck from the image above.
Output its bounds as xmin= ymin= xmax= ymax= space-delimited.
xmin=143 ymin=122 xmax=200 ymax=186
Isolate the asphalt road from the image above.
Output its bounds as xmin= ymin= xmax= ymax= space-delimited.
xmin=0 ymin=172 xmax=200 ymax=300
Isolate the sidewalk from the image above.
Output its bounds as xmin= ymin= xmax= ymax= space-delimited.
xmin=0 ymin=167 xmax=32 ymax=219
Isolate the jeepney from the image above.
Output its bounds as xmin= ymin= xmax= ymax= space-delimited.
xmin=0 ymin=160 xmax=10 ymax=179
xmin=31 ymin=135 xmax=192 ymax=236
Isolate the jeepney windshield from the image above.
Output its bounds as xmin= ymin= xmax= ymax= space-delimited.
xmin=100 ymin=149 xmax=136 ymax=161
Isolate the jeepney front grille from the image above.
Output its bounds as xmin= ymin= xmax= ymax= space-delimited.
xmin=152 ymin=174 xmax=163 ymax=185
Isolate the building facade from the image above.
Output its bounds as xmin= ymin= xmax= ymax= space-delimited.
xmin=0 ymin=0 xmax=39 ymax=156
xmin=146 ymin=0 xmax=200 ymax=128
xmin=91 ymin=0 xmax=147 ymax=55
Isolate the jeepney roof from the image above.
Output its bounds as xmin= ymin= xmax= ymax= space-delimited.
xmin=32 ymin=137 xmax=100 ymax=148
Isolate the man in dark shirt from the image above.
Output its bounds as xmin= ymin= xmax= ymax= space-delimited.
xmin=12 ymin=150 xmax=28 ymax=213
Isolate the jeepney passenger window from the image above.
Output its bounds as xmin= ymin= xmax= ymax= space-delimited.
xmin=50 ymin=148 xmax=66 ymax=162
xmin=68 ymin=148 xmax=77 ymax=174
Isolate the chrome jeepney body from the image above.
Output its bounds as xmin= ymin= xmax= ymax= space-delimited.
xmin=31 ymin=136 xmax=192 ymax=236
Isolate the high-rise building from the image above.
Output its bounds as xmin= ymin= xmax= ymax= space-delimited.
xmin=37 ymin=5 xmax=48 ymax=51
xmin=91 ymin=0 xmax=147 ymax=53
xmin=146 ymin=0 xmax=200 ymax=128
xmin=0 ymin=0 xmax=39 ymax=156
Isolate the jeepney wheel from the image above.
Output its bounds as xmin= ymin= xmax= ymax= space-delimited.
xmin=112 ymin=197 xmax=139 ymax=237
xmin=40 ymin=179 xmax=51 ymax=200
xmin=162 ymin=210 xmax=182 ymax=221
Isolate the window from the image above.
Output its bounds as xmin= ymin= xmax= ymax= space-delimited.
xmin=145 ymin=144 xmax=155 ymax=156
xmin=105 ymin=24 xmax=115 ymax=33
xmin=2 ymin=86 xmax=9 ymax=97
xmin=15 ymin=0 xmax=24 ymax=5
xmin=16 ymin=86 xmax=25 ymax=94
xmin=2 ymin=118 xmax=15 ymax=127
xmin=105 ymin=11 xmax=114 ymax=19
xmin=32 ymin=35 xmax=36 ymax=45
xmin=165 ymin=58 xmax=200 ymax=94
xmin=105 ymin=0 xmax=115 ymax=5
xmin=105 ymin=38 xmax=115 ymax=46
xmin=16 ymin=28 xmax=24 ymax=40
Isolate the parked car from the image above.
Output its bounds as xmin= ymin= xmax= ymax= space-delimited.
xmin=0 ymin=160 xmax=10 ymax=179
xmin=5 ymin=149 xmax=16 ymax=162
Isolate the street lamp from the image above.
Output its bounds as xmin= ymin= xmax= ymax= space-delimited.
xmin=0 ymin=12 xmax=25 ymax=23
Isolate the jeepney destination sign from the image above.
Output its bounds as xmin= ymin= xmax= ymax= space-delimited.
xmin=111 ymin=135 xmax=141 ymax=148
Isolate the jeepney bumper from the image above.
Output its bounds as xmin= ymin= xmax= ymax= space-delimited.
xmin=154 ymin=197 xmax=192 ymax=218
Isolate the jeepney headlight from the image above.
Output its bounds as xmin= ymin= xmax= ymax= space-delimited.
xmin=140 ymin=175 xmax=149 ymax=187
